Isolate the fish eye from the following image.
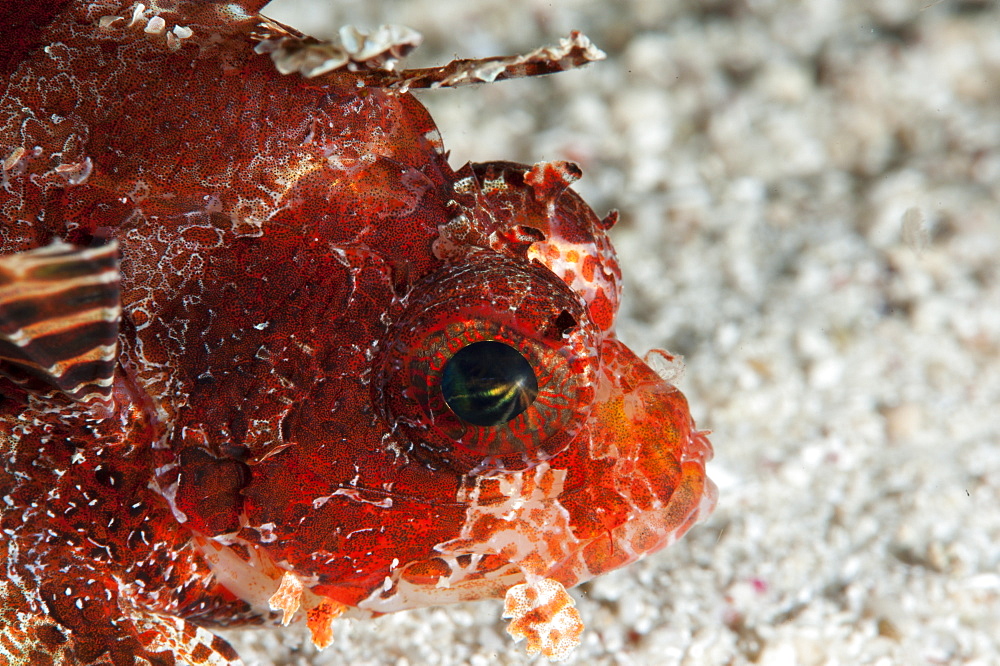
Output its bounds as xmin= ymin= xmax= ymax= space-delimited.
xmin=441 ymin=341 xmax=539 ymax=427
xmin=376 ymin=251 xmax=599 ymax=474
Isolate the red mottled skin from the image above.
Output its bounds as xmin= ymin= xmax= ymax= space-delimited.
xmin=0 ymin=2 xmax=716 ymax=663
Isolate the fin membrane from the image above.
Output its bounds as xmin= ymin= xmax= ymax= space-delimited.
xmin=0 ymin=241 xmax=120 ymax=415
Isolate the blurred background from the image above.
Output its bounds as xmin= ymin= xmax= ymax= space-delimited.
xmin=228 ymin=1 xmax=1000 ymax=663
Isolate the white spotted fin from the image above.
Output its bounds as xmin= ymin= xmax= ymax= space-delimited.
xmin=0 ymin=240 xmax=120 ymax=417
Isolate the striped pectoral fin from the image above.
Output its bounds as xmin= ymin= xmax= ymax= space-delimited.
xmin=0 ymin=240 xmax=120 ymax=416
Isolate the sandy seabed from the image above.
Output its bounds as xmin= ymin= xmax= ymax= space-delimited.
xmin=225 ymin=1 xmax=1000 ymax=664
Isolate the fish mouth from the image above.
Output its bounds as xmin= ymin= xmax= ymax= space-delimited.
xmin=536 ymin=337 xmax=717 ymax=585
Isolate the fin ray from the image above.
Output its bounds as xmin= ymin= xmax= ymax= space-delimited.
xmin=0 ymin=241 xmax=120 ymax=416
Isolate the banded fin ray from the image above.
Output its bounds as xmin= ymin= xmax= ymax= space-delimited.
xmin=0 ymin=241 xmax=120 ymax=417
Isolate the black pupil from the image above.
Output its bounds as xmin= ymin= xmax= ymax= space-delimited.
xmin=441 ymin=341 xmax=539 ymax=427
